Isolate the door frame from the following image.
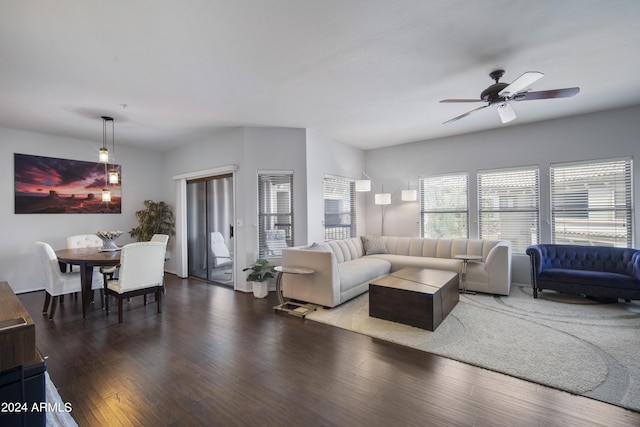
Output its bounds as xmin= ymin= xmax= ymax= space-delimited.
xmin=173 ymin=165 xmax=238 ymax=287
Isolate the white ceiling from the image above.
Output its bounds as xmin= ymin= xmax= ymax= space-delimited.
xmin=1 ymin=1 xmax=640 ymax=152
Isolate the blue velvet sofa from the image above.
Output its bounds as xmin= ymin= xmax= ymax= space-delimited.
xmin=525 ymin=244 xmax=640 ymax=300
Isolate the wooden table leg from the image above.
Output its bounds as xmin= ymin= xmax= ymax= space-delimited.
xmin=80 ymin=263 xmax=93 ymax=319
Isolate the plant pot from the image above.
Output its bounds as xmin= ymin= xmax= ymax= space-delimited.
xmin=252 ymin=281 xmax=269 ymax=298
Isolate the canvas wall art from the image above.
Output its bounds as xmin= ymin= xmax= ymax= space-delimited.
xmin=14 ymin=153 xmax=121 ymax=214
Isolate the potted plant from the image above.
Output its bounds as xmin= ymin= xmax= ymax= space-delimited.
xmin=243 ymin=258 xmax=275 ymax=298
xmin=129 ymin=200 xmax=176 ymax=242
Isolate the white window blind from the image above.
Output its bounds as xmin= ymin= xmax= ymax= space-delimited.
xmin=258 ymin=173 xmax=293 ymax=258
xmin=420 ymin=173 xmax=469 ymax=238
xmin=478 ymin=167 xmax=539 ymax=253
xmin=323 ymin=176 xmax=356 ymax=241
xmin=550 ymin=158 xmax=633 ymax=247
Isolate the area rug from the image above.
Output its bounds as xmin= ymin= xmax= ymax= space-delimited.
xmin=46 ymin=372 xmax=78 ymax=427
xmin=306 ymin=284 xmax=640 ymax=412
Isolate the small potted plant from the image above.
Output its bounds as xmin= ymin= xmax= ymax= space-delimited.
xmin=243 ymin=258 xmax=275 ymax=298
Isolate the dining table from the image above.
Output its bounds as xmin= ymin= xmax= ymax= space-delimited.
xmin=55 ymin=247 xmax=121 ymax=319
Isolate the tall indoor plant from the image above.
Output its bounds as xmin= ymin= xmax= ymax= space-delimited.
xmin=129 ymin=200 xmax=176 ymax=242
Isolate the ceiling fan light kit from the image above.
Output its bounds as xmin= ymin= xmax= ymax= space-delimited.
xmin=441 ymin=70 xmax=579 ymax=124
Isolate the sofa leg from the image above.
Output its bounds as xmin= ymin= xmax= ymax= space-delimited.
xmin=533 ymin=288 xmax=538 ymax=299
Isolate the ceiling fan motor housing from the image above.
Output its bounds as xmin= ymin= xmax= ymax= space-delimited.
xmin=481 ymin=82 xmax=509 ymax=103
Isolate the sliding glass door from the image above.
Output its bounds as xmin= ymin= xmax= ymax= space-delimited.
xmin=186 ymin=174 xmax=234 ymax=285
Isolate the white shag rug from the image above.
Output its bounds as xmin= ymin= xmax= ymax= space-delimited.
xmin=46 ymin=371 xmax=78 ymax=427
xmin=306 ymin=284 xmax=640 ymax=412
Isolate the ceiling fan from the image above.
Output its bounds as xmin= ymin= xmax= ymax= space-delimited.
xmin=440 ymin=70 xmax=580 ymax=124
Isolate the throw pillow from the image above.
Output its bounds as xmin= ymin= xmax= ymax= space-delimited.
xmin=361 ymin=235 xmax=387 ymax=255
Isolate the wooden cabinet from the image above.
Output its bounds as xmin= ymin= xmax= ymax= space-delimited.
xmin=0 ymin=282 xmax=46 ymax=427
xmin=0 ymin=282 xmax=37 ymax=371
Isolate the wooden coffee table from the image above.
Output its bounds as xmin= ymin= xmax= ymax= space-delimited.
xmin=369 ymin=267 xmax=459 ymax=331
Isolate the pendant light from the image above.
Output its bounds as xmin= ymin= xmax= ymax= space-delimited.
xmin=108 ymin=117 xmax=119 ymax=184
xmin=99 ymin=116 xmax=112 ymax=163
xmin=102 ymin=162 xmax=111 ymax=202
xmin=100 ymin=116 xmax=115 ymax=201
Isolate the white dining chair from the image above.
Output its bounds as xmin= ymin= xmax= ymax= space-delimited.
xmin=67 ymin=233 xmax=118 ymax=303
xmin=36 ymin=241 xmax=104 ymax=320
xmin=64 ymin=234 xmax=103 ymax=272
xmin=66 ymin=234 xmax=103 ymax=249
xmin=149 ymin=233 xmax=169 ymax=298
xmin=104 ymin=241 xmax=166 ymax=323
xmin=150 ymin=233 xmax=169 ymax=246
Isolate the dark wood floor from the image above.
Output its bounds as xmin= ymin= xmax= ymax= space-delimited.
xmin=17 ymin=274 xmax=640 ymax=427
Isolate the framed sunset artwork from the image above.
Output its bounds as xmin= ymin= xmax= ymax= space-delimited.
xmin=14 ymin=153 xmax=121 ymax=214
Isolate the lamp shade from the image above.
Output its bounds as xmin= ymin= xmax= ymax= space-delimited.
xmin=355 ymin=179 xmax=371 ymax=192
xmin=401 ymin=189 xmax=417 ymax=201
xmin=101 ymin=189 xmax=111 ymax=202
xmin=374 ymin=193 xmax=391 ymax=205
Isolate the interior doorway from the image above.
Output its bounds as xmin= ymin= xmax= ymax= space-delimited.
xmin=186 ymin=173 xmax=234 ymax=286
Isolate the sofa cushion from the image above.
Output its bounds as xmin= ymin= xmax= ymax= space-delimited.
xmin=361 ymin=235 xmax=388 ymax=255
xmin=338 ymin=258 xmax=390 ymax=292
xmin=367 ymin=254 xmax=461 ymax=273
xmin=540 ymin=268 xmax=640 ymax=290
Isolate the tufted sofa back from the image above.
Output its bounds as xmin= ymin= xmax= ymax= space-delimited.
xmin=323 ymin=236 xmax=504 ymax=263
xmin=325 ymin=238 xmax=364 ymax=263
xmin=381 ymin=237 xmax=501 ymax=261
xmin=533 ymin=244 xmax=639 ymax=276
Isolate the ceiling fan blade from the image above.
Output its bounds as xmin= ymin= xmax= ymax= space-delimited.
xmin=498 ymin=71 xmax=544 ymax=97
xmin=513 ymin=87 xmax=580 ymax=101
xmin=440 ymin=99 xmax=483 ymax=103
xmin=496 ymin=102 xmax=516 ymax=123
xmin=442 ymin=104 xmax=489 ymax=124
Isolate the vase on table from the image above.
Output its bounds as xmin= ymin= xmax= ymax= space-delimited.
xmin=96 ymin=230 xmax=122 ymax=251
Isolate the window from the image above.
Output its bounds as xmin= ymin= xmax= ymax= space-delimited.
xmin=420 ymin=173 xmax=469 ymax=238
xmin=258 ymin=172 xmax=293 ymax=258
xmin=550 ymin=158 xmax=633 ymax=247
xmin=478 ymin=167 xmax=539 ymax=253
xmin=323 ymin=176 xmax=356 ymax=241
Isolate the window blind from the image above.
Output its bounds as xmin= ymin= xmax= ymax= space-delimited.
xmin=258 ymin=173 xmax=293 ymax=258
xmin=478 ymin=167 xmax=539 ymax=253
xmin=419 ymin=173 xmax=469 ymax=238
xmin=323 ymin=176 xmax=356 ymax=241
xmin=550 ymin=158 xmax=633 ymax=247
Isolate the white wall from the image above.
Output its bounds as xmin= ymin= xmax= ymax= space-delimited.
xmin=305 ymin=129 xmax=367 ymax=243
xmin=0 ymin=127 xmax=163 ymax=293
xmin=364 ymin=106 xmax=640 ymax=284
xmin=160 ymin=126 xmax=308 ymax=292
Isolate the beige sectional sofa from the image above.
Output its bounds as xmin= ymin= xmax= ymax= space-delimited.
xmin=281 ymin=236 xmax=511 ymax=308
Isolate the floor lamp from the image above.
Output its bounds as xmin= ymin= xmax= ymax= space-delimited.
xmin=375 ymin=186 xmax=391 ymax=235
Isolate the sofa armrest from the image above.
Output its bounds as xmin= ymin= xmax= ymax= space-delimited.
xmin=633 ymin=251 xmax=640 ymax=280
xmin=281 ymin=247 xmax=341 ymax=307
xmin=525 ymin=245 xmax=544 ymax=274
xmin=484 ymin=242 xmax=511 ymax=295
